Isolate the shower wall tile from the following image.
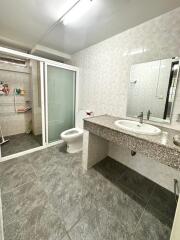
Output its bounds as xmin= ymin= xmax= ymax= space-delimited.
xmin=0 ymin=63 xmax=32 ymax=136
xmin=70 ymin=7 xmax=180 ymax=130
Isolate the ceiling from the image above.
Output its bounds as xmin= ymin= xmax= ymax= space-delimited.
xmin=0 ymin=0 xmax=180 ymax=56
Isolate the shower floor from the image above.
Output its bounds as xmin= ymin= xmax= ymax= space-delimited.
xmin=1 ymin=133 xmax=42 ymax=157
xmin=0 ymin=145 xmax=177 ymax=240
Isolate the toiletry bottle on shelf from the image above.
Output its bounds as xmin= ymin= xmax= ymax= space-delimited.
xmin=86 ymin=110 xmax=94 ymax=117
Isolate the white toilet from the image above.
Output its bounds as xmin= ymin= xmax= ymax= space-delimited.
xmin=60 ymin=110 xmax=89 ymax=153
xmin=61 ymin=128 xmax=83 ymax=153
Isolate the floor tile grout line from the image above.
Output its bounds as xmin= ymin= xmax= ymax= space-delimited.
xmin=117 ymin=168 xmax=156 ymax=203
xmin=143 ymin=183 xmax=169 ymax=219
xmin=28 ymin=161 xmax=70 ymax=235
xmin=28 ymin=161 xmax=53 ymax=208
xmin=105 ymin=175 xmax=149 ymax=205
xmin=144 ymin=197 xmax=175 ymax=228
xmin=45 ymin=199 xmax=68 ymax=235
xmin=132 ymin=184 xmax=156 ymax=238
xmin=66 ymin=231 xmax=72 ymax=240
xmin=66 ymin=192 xmax=106 ymax=235
xmin=0 ymin=156 xmax=37 ymax=195
xmin=61 ymin=192 xmax=95 ymax=234
xmin=1 ymin=149 xmax=174 ymax=239
xmin=28 ymin=161 xmax=39 ymax=179
xmin=0 ymin=189 xmax=4 ymax=240
xmin=27 ymin=151 xmax=94 ymax=233
xmin=65 ymin=166 xmax=152 ymax=236
xmin=64 ymin=190 xmax=100 ymax=234
xmin=115 ymin=181 xmax=145 ymax=202
xmin=34 ymin=214 xmax=39 ymax=240
xmin=66 ymin=213 xmax=85 ymax=233
xmin=116 ymin=172 xmax=176 ymax=228
xmin=1 ymin=178 xmax=36 ymax=195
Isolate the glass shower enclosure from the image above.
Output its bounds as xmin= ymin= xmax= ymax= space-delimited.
xmin=0 ymin=55 xmax=44 ymax=158
xmin=0 ymin=46 xmax=78 ymax=161
xmin=45 ymin=63 xmax=76 ymax=144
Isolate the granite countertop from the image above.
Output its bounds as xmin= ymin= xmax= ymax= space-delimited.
xmin=84 ymin=115 xmax=180 ymax=171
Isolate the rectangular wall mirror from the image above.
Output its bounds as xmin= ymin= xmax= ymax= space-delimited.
xmin=127 ymin=58 xmax=180 ymax=123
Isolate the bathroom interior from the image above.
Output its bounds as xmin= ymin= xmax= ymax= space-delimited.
xmin=0 ymin=56 xmax=43 ymax=157
xmin=0 ymin=0 xmax=180 ymax=240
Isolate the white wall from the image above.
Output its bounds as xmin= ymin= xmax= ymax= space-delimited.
xmin=70 ymin=7 xmax=180 ymax=192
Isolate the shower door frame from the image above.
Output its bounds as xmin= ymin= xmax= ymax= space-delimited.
xmin=0 ymin=46 xmax=79 ymax=162
xmin=44 ymin=62 xmax=79 ymax=146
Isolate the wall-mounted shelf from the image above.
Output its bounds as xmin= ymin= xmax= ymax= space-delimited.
xmin=0 ymin=92 xmax=31 ymax=97
xmin=16 ymin=107 xmax=32 ymax=113
xmin=0 ymin=109 xmax=32 ymax=116
xmin=0 ymin=101 xmax=32 ymax=106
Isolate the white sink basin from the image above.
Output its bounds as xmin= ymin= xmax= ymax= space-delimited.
xmin=114 ymin=120 xmax=161 ymax=135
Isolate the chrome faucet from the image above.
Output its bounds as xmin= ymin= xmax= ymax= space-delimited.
xmin=147 ymin=110 xmax=152 ymax=120
xmin=137 ymin=112 xmax=143 ymax=124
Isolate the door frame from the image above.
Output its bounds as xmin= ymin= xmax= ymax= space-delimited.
xmin=0 ymin=46 xmax=79 ymax=162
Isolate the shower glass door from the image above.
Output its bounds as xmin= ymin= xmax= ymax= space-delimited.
xmin=46 ymin=64 xmax=76 ymax=143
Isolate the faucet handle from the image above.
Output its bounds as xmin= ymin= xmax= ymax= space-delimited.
xmin=137 ymin=112 xmax=143 ymax=124
xmin=147 ymin=110 xmax=152 ymax=120
xmin=137 ymin=112 xmax=143 ymax=117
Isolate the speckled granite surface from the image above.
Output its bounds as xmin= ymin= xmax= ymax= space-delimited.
xmin=84 ymin=115 xmax=180 ymax=171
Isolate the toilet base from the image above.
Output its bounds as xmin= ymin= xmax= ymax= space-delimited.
xmin=66 ymin=141 xmax=83 ymax=153
xmin=67 ymin=147 xmax=82 ymax=154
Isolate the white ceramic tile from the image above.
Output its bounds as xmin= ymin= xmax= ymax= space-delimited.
xmin=0 ymin=63 xmax=31 ymax=136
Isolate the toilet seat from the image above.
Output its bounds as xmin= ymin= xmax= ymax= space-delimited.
xmin=61 ymin=128 xmax=83 ymax=140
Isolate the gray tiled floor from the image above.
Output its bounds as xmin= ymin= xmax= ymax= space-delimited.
xmin=1 ymin=133 xmax=42 ymax=157
xmin=0 ymin=145 xmax=177 ymax=240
